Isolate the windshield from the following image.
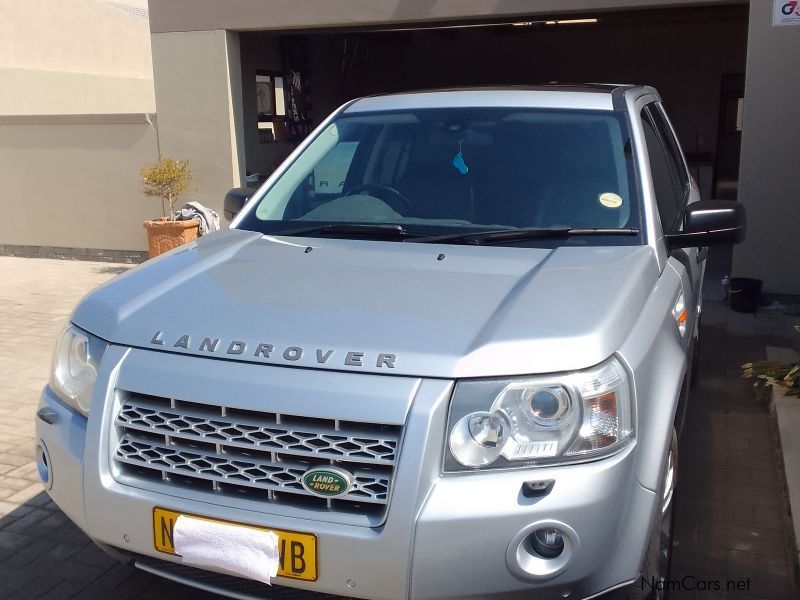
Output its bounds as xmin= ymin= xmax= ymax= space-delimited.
xmin=237 ymin=107 xmax=643 ymax=247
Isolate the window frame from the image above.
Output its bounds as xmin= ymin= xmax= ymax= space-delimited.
xmin=641 ymin=103 xmax=689 ymax=233
xmin=653 ymin=103 xmax=690 ymax=195
xmin=255 ymin=69 xmax=287 ymax=143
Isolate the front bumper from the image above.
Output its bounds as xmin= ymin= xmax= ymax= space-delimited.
xmin=36 ymin=347 xmax=657 ymax=600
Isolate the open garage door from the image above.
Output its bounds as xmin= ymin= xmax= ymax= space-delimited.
xmin=239 ymin=4 xmax=747 ymax=200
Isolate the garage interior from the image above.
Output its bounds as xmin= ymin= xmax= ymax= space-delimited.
xmin=238 ymin=4 xmax=748 ymax=205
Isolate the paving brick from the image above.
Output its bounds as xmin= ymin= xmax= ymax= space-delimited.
xmin=0 ymin=500 xmax=34 ymax=519
xmin=108 ymin=570 xmax=161 ymax=596
xmin=48 ymin=560 xmax=110 ymax=584
xmin=48 ymin=522 xmax=92 ymax=546
xmin=0 ymin=563 xmax=43 ymax=589
xmin=0 ymin=529 xmax=36 ymax=553
xmin=69 ymin=584 xmax=145 ymax=600
xmin=69 ymin=544 xmax=119 ymax=569
xmin=0 ymin=475 xmax=39 ymax=491
xmin=5 ymin=462 xmax=42 ymax=482
xmin=0 ymin=583 xmax=16 ymax=598
xmin=93 ymin=562 xmax=138 ymax=589
xmin=725 ymin=523 xmax=786 ymax=545
xmin=37 ymin=510 xmax=70 ymax=531
xmin=45 ymin=541 xmax=86 ymax=563
xmin=726 ymin=536 xmax=786 ymax=556
xmin=0 ymin=487 xmax=19 ymax=501
xmin=4 ymin=571 xmax=64 ymax=600
xmin=1 ymin=537 xmax=60 ymax=570
xmin=25 ymin=493 xmax=56 ymax=509
xmin=37 ymin=580 xmax=88 ymax=600
xmin=1 ymin=507 xmax=57 ymax=536
xmin=725 ymin=490 xmax=781 ymax=510
xmin=139 ymin=578 xmax=221 ymax=599
xmin=727 ymin=549 xmax=758 ymax=571
xmin=755 ymin=553 xmax=791 ymax=578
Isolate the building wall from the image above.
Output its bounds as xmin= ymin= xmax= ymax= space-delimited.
xmin=0 ymin=115 xmax=159 ymax=252
xmin=0 ymin=0 xmax=155 ymax=114
xmin=150 ymin=30 xmax=245 ymax=218
xmin=148 ymin=0 xmax=743 ymax=33
xmin=733 ymin=1 xmax=800 ymax=294
xmin=0 ymin=0 xmax=159 ymax=255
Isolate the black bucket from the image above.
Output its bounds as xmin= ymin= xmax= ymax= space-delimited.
xmin=729 ymin=277 xmax=763 ymax=313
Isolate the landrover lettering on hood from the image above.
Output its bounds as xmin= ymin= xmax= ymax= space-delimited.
xmin=149 ymin=330 xmax=397 ymax=369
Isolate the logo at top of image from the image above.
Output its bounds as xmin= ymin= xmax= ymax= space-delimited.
xmin=301 ymin=467 xmax=354 ymax=498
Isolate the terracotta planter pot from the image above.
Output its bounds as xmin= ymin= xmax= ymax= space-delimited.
xmin=143 ymin=218 xmax=200 ymax=258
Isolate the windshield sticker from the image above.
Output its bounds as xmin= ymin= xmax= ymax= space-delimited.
xmin=599 ymin=192 xmax=623 ymax=208
xmin=452 ymin=140 xmax=469 ymax=175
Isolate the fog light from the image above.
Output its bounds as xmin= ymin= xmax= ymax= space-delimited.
xmin=530 ymin=528 xmax=565 ymax=558
xmin=36 ymin=442 xmax=52 ymax=490
xmin=507 ymin=521 xmax=578 ymax=580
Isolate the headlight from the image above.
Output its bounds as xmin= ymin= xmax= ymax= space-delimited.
xmin=446 ymin=357 xmax=634 ymax=470
xmin=49 ymin=325 xmax=106 ymax=415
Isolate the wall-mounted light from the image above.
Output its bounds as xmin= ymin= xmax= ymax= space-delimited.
xmin=381 ymin=17 xmax=598 ymax=32
xmin=545 ymin=18 xmax=599 ymax=25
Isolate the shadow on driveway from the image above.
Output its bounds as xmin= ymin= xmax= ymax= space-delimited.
xmin=0 ymin=493 xmax=218 ymax=599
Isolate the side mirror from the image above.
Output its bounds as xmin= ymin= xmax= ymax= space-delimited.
xmin=224 ymin=187 xmax=254 ymax=221
xmin=665 ymin=200 xmax=746 ymax=250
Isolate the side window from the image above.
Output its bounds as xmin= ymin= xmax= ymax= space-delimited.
xmin=641 ymin=106 xmax=682 ymax=232
xmin=651 ymin=104 xmax=689 ymax=198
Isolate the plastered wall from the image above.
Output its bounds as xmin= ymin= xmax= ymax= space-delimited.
xmin=0 ymin=115 xmax=159 ymax=251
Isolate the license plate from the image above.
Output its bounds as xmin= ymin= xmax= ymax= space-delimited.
xmin=152 ymin=507 xmax=318 ymax=581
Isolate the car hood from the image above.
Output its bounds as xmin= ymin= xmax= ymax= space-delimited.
xmin=73 ymin=229 xmax=659 ymax=378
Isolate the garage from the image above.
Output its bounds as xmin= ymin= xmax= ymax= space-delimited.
xmin=238 ymin=4 xmax=748 ymax=205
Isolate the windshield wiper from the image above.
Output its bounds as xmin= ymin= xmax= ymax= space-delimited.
xmin=267 ymin=223 xmax=426 ymax=240
xmin=412 ymin=227 xmax=640 ymax=245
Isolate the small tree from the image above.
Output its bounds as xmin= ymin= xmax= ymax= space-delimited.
xmin=140 ymin=156 xmax=194 ymax=219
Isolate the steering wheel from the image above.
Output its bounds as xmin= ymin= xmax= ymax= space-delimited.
xmin=343 ymin=183 xmax=412 ymax=215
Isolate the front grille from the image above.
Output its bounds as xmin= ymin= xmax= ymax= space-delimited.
xmin=113 ymin=392 xmax=401 ymax=519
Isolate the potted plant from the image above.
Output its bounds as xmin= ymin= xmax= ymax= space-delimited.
xmin=742 ymin=325 xmax=800 ymax=397
xmin=140 ymin=156 xmax=199 ymax=258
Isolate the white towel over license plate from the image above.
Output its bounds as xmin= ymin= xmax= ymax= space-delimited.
xmin=153 ymin=507 xmax=318 ymax=582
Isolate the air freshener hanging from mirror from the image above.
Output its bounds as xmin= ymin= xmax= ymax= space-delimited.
xmin=452 ymin=140 xmax=469 ymax=175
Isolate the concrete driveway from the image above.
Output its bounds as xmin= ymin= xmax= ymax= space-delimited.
xmin=0 ymin=255 xmax=797 ymax=599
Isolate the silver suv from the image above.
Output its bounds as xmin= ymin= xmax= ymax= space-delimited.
xmin=37 ymin=85 xmax=745 ymax=600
